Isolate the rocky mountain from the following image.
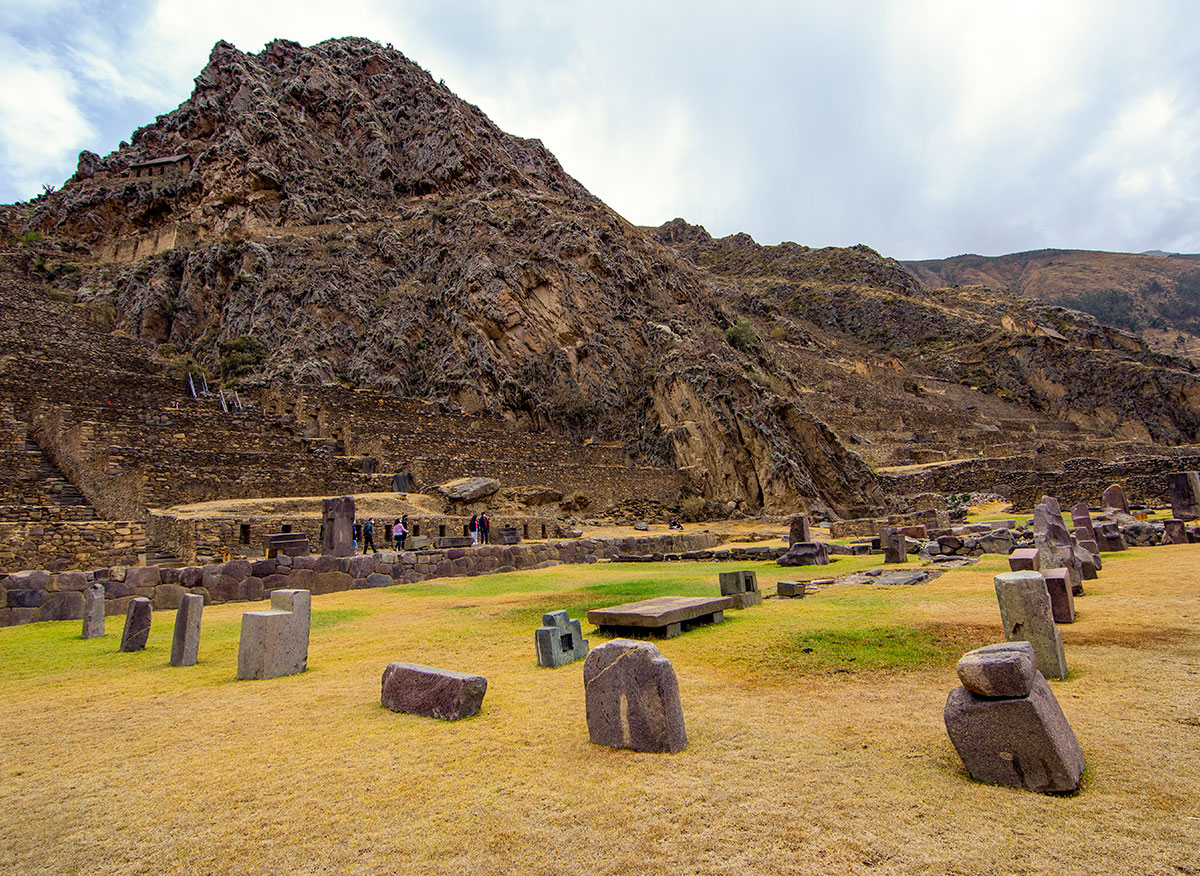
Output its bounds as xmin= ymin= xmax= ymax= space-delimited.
xmin=2 ymin=36 xmax=1199 ymax=520
xmin=906 ymin=249 xmax=1200 ymax=360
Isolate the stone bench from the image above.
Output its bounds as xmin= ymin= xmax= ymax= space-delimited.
xmin=587 ymin=595 xmax=732 ymax=638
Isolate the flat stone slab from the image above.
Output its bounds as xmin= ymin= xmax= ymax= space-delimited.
xmin=583 ymin=639 xmax=686 ymax=753
xmin=587 ymin=596 xmax=732 ymax=638
xmin=945 ymin=672 xmax=1084 ymax=793
xmin=381 ymin=662 xmax=487 ymax=720
xmin=777 ymin=580 xmax=808 ymax=598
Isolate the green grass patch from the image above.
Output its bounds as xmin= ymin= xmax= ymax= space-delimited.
xmin=766 ymin=625 xmax=965 ymax=675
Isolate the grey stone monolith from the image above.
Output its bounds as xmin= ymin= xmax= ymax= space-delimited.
xmin=583 ymin=639 xmax=686 ymax=753
xmin=993 ymin=571 xmax=1067 ymax=679
xmin=381 ymin=663 xmax=488 ymax=720
xmin=945 ymin=648 xmax=1089 ymax=792
xmin=170 ymin=593 xmax=204 ymax=667
xmin=82 ymin=582 xmax=105 ymax=639
xmin=535 ymin=610 xmax=589 ymax=667
xmin=321 ymin=496 xmax=355 ymax=557
xmin=718 ymin=570 xmax=762 ymax=608
xmin=788 ymin=515 xmax=811 ymax=547
xmin=119 ymin=597 xmax=152 ymax=652
xmin=1164 ymin=518 xmax=1188 ymax=545
xmin=237 ymin=589 xmax=311 ymax=680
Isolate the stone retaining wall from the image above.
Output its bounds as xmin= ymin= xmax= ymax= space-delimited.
xmin=0 ymin=532 xmax=722 ymax=627
xmin=0 ymin=520 xmax=146 ymax=575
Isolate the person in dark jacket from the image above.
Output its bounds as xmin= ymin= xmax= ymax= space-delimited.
xmin=362 ymin=518 xmax=376 ymax=553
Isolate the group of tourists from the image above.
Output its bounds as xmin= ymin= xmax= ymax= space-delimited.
xmin=351 ymin=516 xmax=412 ymax=554
xmin=469 ymin=513 xmax=490 ymax=545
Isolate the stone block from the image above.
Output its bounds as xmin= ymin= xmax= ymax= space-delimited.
xmin=170 ymin=593 xmax=203 ymax=667
xmin=788 ymin=515 xmax=811 ymax=547
xmin=1007 ymin=547 xmax=1039 ymax=572
xmin=1167 ymin=471 xmax=1200 ymax=521
xmin=125 ymin=566 xmax=161 ymax=589
xmin=365 ymin=573 xmax=393 ymax=588
xmin=3 ymin=570 xmax=49 ymax=591
xmin=944 ymin=672 xmax=1084 ymax=793
xmin=50 ymin=571 xmax=88 ymax=592
xmin=152 ymin=583 xmax=188 ymax=611
xmin=223 ymin=559 xmax=252 ymax=581
xmin=236 ymin=589 xmax=310 ymax=680
xmin=1102 ymin=483 xmax=1129 ymax=514
xmin=381 ymin=663 xmax=488 ymax=720
xmin=1094 ymin=521 xmax=1127 ymax=552
xmin=262 ymin=573 xmax=292 ymax=592
xmin=1042 ymin=568 xmax=1075 ymax=623
xmin=313 ymin=555 xmax=337 ymax=573
xmin=583 ymin=639 xmax=686 ymax=753
xmin=881 ymin=528 xmax=906 ymax=564
xmin=717 ymin=570 xmax=761 ymax=608
xmin=119 ymin=598 xmax=152 ymax=652
xmin=777 ymin=541 xmax=831 ymax=566
xmin=776 ymin=580 xmax=807 ymax=598
xmin=994 ymin=572 xmax=1067 ymax=679
xmin=82 ymin=582 xmax=105 ymax=638
xmin=7 ymin=588 xmax=46 ymax=608
xmin=1164 ymin=518 xmax=1188 ymax=545
xmin=34 ymin=590 xmax=84 ymax=622
xmin=322 ymin=496 xmax=355 ymax=557
xmin=238 ymin=577 xmax=265 ymax=601
xmin=535 ymin=610 xmax=589 ymax=667
xmin=251 ymin=559 xmax=277 ymax=578
xmin=345 ymin=555 xmax=375 ymax=578
xmin=177 ymin=566 xmax=203 ymax=587
xmin=312 ymin=570 xmax=352 ymax=595
xmin=955 ymin=642 xmax=1036 ymax=698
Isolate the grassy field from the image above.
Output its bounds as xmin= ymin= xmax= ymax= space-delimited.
xmin=2 ymin=549 xmax=1198 ymax=875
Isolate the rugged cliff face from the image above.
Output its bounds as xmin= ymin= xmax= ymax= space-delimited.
xmin=1 ymin=37 xmax=889 ymax=517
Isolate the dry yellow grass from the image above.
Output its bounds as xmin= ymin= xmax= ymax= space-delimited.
xmin=1 ymin=549 xmax=1199 ymax=875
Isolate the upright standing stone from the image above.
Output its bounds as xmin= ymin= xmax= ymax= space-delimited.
xmin=237 ymin=589 xmax=311 ymax=680
xmin=583 ymin=639 xmax=686 ymax=753
xmin=321 ymin=496 xmax=355 ymax=558
xmin=381 ymin=663 xmax=488 ymax=720
xmin=82 ymin=582 xmax=105 ymax=639
xmin=1167 ymin=472 xmax=1200 ymax=521
xmin=993 ymin=571 xmax=1067 ymax=680
xmin=119 ymin=597 xmax=152 ymax=652
xmin=718 ymin=570 xmax=762 ymax=608
xmin=1070 ymin=502 xmax=1096 ymax=542
xmin=1033 ymin=502 xmax=1082 ymax=596
xmin=881 ymin=528 xmax=906 ymax=564
xmin=944 ymin=642 xmax=1084 ymax=794
xmin=788 ymin=515 xmax=811 ymax=547
xmin=535 ymin=610 xmax=589 ymax=667
xmin=170 ymin=593 xmax=204 ymax=667
xmin=1094 ymin=519 xmax=1128 ymax=552
xmin=1102 ymin=483 xmax=1129 ymax=514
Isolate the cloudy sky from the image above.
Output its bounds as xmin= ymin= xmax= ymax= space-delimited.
xmin=1 ymin=0 xmax=1198 ymax=259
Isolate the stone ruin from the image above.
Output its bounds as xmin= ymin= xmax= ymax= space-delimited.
xmin=82 ymin=582 xmax=105 ymax=639
xmin=583 ymin=639 xmax=686 ymax=753
xmin=1032 ymin=495 xmax=1084 ymax=597
xmin=881 ymin=527 xmax=906 ymax=564
xmin=236 ymin=589 xmax=311 ymax=680
xmin=718 ymin=570 xmax=762 ymax=608
xmin=993 ymin=571 xmax=1067 ymax=680
xmin=777 ymin=540 xmax=830 ymax=567
xmin=944 ymin=642 xmax=1084 ymax=793
xmin=1167 ymin=471 xmax=1200 ymax=521
xmin=535 ymin=610 xmax=589 ymax=667
xmin=381 ymin=662 xmax=488 ymax=720
xmin=788 ymin=515 xmax=811 ymax=546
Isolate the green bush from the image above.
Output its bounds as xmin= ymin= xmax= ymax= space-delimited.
xmin=19 ymin=231 xmax=43 ymax=248
xmin=218 ymin=335 xmax=267 ymax=379
xmin=724 ymin=320 xmax=761 ymax=354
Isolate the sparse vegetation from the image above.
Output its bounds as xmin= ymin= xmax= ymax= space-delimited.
xmin=724 ymin=319 xmax=761 ymax=354
xmin=19 ymin=231 xmax=43 ymax=248
xmin=218 ymin=335 xmax=267 ymax=379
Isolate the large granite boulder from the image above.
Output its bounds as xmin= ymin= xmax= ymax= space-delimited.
xmin=381 ymin=663 xmax=488 ymax=720
xmin=436 ymin=477 xmax=501 ymax=503
xmin=583 ymin=639 xmax=686 ymax=753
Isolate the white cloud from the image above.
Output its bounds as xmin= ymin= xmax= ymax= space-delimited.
xmin=0 ymin=38 xmax=95 ymax=196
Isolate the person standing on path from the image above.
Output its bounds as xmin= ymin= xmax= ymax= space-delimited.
xmin=469 ymin=514 xmax=479 ymax=545
xmin=480 ymin=512 xmax=490 ymax=544
xmin=363 ymin=518 xmax=376 ymax=554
